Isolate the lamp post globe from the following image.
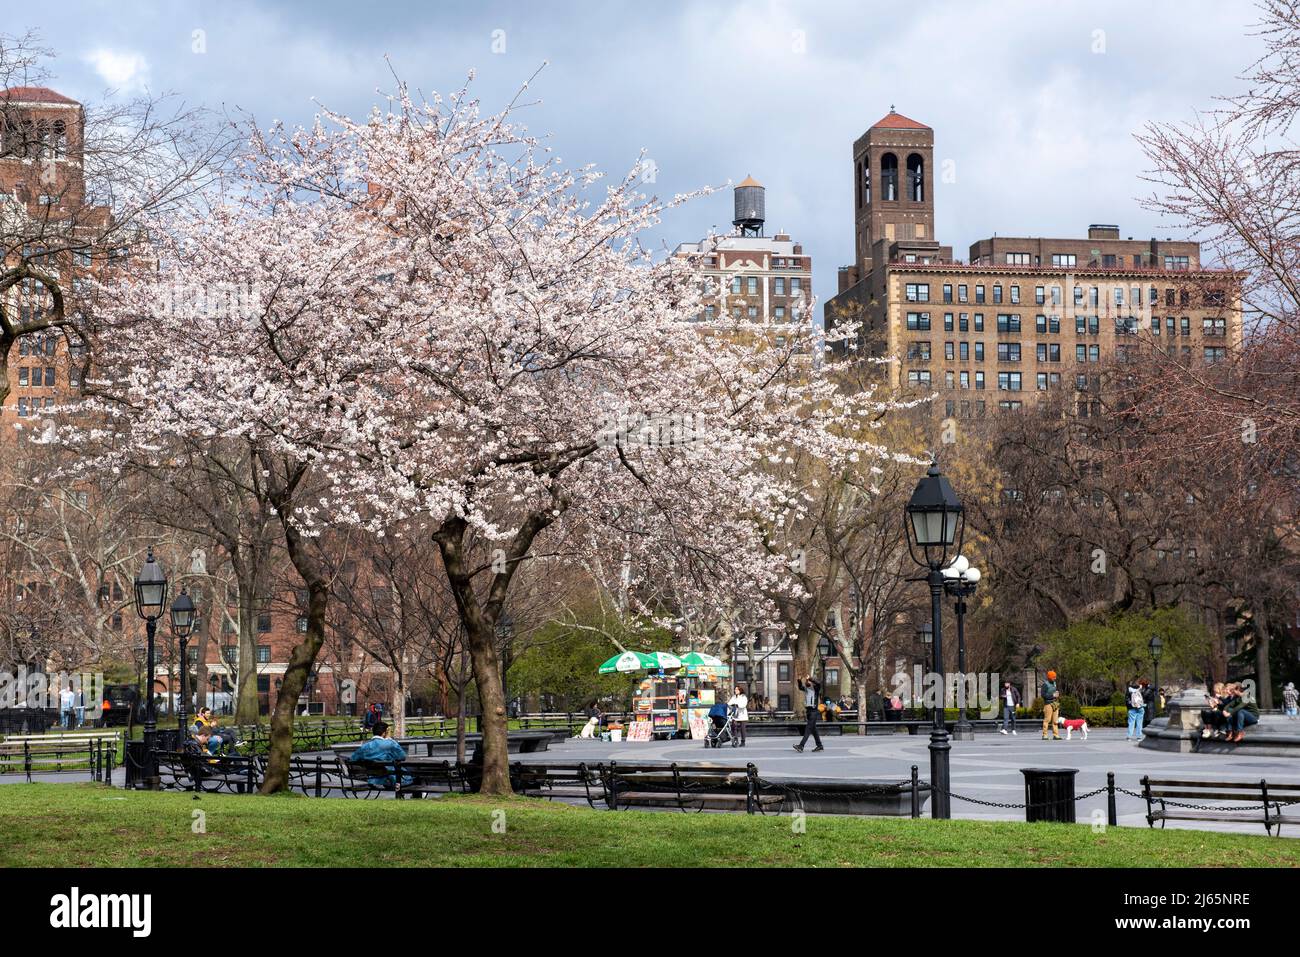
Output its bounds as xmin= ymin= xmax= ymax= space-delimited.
xmin=133 ymin=548 xmax=168 ymax=789
xmin=943 ymin=555 xmax=980 ymax=741
xmin=169 ymin=587 xmax=196 ymax=735
xmin=904 ymin=462 xmax=964 ymax=820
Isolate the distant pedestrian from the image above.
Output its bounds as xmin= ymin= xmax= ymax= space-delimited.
xmin=999 ymin=681 xmax=1020 ymax=735
xmin=1041 ymin=671 xmax=1061 ymax=740
xmin=1140 ymin=679 xmax=1155 ymax=729
xmin=793 ymin=676 xmax=824 ymax=752
xmin=1125 ymin=679 xmax=1145 ymax=741
xmin=59 ymin=683 xmax=76 ymax=730
xmin=728 ymin=685 xmax=749 ymax=747
xmin=1284 ymin=682 xmax=1298 ymax=719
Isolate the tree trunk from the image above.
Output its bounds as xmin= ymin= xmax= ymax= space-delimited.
xmin=465 ymin=620 xmax=510 ymax=794
xmin=235 ymin=612 xmax=259 ymax=724
xmin=855 ymin=673 xmax=871 ymax=735
xmin=455 ymin=684 xmax=466 ymax=765
xmin=1253 ymin=613 xmax=1274 ymax=709
xmin=391 ymin=671 xmax=406 ymax=739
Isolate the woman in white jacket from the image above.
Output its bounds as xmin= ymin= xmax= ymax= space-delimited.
xmin=727 ymin=685 xmax=749 ymax=748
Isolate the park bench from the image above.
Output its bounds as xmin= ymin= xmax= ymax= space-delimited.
xmin=601 ymin=762 xmax=782 ymax=814
xmin=509 ymin=761 xmax=605 ymax=808
xmin=1142 ymin=776 xmax=1300 ymax=836
xmin=156 ymin=750 xmax=260 ymax=793
xmin=337 ymin=757 xmax=468 ymax=799
xmin=0 ymin=733 xmax=120 ymax=782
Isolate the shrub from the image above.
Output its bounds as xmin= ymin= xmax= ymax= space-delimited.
xmin=1059 ymin=694 xmax=1083 ymax=719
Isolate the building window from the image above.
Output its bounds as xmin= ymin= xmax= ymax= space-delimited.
xmin=974 ymin=342 xmax=984 ymax=361
xmin=257 ymin=613 xmax=272 ymax=633
xmin=1052 ymin=254 xmax=1077 ymax=267
xmin=974 ymin=371 xmax=985 ymax=390
xmin=906 ymin=153 xmax=924 ymax=202
xmin=997 ymin=372 xmax=1022 ymax=391
xmin=1204 ymin=346 xmax=1227 ymax=363
xmin=774 ymin=277 xmax=785 ymax=295
xmin=907 ymin=370 xmax=932 ymax=386
xmin=996 ymin=314 xmax=1021 ymax=333
xmin=975 ymin=284 xmax=986 ymax=304
xmin=905 ymin=283 xmax=930 ymax=302
xmin=973 ymin=314 xmax=984 ymax=332
xmin=881 ymin=153 xmax=898 ymax=201
xmin=256 ymin=645 xmax=272 ymax=664
xmin=944 ymin=313 xmax=954 ymax=332
xmin=1164 ymin=255 xmax=1190 ymax=270
xmin=907 ymin=341 xmax=931 ymax=361
xmin=959 ymin=342 xmax=969 ymax=360
xmin=731 ymin=277 xmax=742 ymax=294
xmin=905 ymin=312 xmax=931 ymax=331
xmin=747 ymin=277 xmax=758 ymax=295
xmin=958 ymin=284 xmax=968 ymax=303
xmin=1010 ymin=285 xmax=1020 ymax=304
xmin=778 ymin=663 xmax=791 ymax=682
xmin=959 ymin=370 xmax=970 ymax=389
xmin=1007 ymin=253 xmax=1032 ymax=266
xmin=943 ymin=284 xmax=953 ymax=303
xmin=1203 ymin=317 xmax=1226 ymax=337
xmin=996 ymin=342 xmax=1021 ymax=362
xmin=992 ymin=284 xmax=1003 ymax=304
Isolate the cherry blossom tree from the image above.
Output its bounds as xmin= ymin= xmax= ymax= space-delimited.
xmin=69 ymin=72 xmax=903 ymax=794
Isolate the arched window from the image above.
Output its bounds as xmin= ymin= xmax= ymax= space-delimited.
xmin=49 ymin=119 xmax=66 ymax=157
xmin=855 ymin=160 xmax=863 ymax=208
xmin=907 ymin=153 xmax=924 ymax=202
xmin=881 ymin=153 xmax=898 ymax=202
xmin=863 ymin=159 xmax=870 ymax=205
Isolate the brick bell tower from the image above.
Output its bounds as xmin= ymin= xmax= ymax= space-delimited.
xmin=852 ymin=107 xmax=936 ymax=274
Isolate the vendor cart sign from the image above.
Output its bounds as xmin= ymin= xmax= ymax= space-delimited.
xmin=689 ymin=715 xmax=709 ymax=740
xmin=628 ymin=721 xmax=654 ymax=742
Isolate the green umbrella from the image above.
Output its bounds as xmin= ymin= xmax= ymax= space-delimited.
xmin=598 ymin=651 xmax=653 ymax=674
xmin=679 ymin=652 xmax=723 ymax=667
xmin=646 ymin=651 xmax=683 ymax=670
xmin=597 ymin=650 xmax=684 ymax=674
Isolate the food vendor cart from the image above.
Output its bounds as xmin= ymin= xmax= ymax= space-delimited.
xmin=629 ymin=652 xmax=731 ymax=740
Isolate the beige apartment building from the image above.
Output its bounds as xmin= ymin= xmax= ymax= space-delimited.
xmin=825 ymin=111 xmax=1243 ymax=416
xmin=674 ymin=176 xmax=814 ymax=350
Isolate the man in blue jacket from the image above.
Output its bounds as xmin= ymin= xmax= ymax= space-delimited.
xmin=348 ymin=722 xmax=410 ymax=788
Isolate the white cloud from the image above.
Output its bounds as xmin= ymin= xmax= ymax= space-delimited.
xmin=83 ymin=48 xmax=150 ymax=94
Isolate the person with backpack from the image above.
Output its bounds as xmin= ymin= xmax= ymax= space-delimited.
xmin=1125 ymin=679 xmax=1146 ymax=741
xmin=1140 ymin=679 xmax=1156 ymax=728
xmin=793 ymin=676 xmax=824 ymax=752
xmin=1040 ymin=670 xmax=1061 ymax=740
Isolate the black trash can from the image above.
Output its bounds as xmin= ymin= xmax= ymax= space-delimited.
xmin=1021 ymin=767 xmax=1079 ymax=823
xmin=124 ymin=740 xmax=149 ymax=789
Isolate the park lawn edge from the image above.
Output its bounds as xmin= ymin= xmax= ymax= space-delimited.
xmin=0 ymin=783 xmax=1294 ymax=868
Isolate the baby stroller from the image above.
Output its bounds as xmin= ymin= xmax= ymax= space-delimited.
xmin=705 ymin=702 xmax=736 ymax=748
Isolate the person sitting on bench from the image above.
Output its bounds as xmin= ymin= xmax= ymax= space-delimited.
xmin=1200 ymin=682 xmax=1228 ymax=739
xmin=349 ymin=722 xmax=411 ymax=788
xmin=1222 ymin=683 xmax=1260 ymax=744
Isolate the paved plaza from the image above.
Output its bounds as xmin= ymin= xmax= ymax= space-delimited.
xmin=513 ymin=726 xmax=1300 ymax=837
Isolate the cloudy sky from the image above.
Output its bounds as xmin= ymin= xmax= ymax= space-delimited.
xmin=9 ymin=0 xmax=1264 ymax=306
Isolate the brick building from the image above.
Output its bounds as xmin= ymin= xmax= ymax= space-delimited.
xmin=674 ymin=176 xmax=813 ymax=349
xmin=825 ymin=110 xmax=1243 ymax=415
xmin=0 ymin=86 xmax=100 ymax=430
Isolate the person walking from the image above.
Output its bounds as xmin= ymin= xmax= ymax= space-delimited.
xmin=999 ymin=681 xmax=1020 ymax=735
xmin=793 ymin=676 xmax=824 ymax=752
xmin=1125 ymin=679 xmax=1145 ymax=741
xmin=1040 ymin=670 xmax=1061 ymax=740
xmin=1140 ymin=679 xmax=1155 ymax=730
xmin=728 ymin=684 xmax=749 ymax=747
xmin=1284 ymin=682 xmax=1298 ymax=719
xmin=59 ymin=683 xmax=76 ymax=730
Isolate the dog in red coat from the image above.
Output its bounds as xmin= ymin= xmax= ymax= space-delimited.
xmin=1056 ymin=716 xmax=1089 ymax=740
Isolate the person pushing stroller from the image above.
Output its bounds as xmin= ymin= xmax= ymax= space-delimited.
xmin=705 ymin=700 xmax=735 ymax=748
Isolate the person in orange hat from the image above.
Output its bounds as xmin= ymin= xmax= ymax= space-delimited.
xmin=1041 ymin=670 xmax=1061 ymax=740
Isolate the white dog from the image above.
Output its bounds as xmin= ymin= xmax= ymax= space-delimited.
xmin=577 ymin=716 xmax=600 ymax=739
xmin=1057 ymin=715 xmax=1089 ymax=740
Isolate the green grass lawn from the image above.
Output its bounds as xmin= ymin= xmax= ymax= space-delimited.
xmin=0 ymin=783 xmax=1296 ymax=867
